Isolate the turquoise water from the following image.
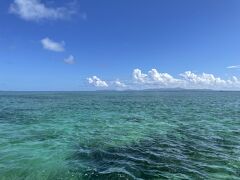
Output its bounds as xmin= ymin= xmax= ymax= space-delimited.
xmin=0 ymin=91 xmax=240 ymax=179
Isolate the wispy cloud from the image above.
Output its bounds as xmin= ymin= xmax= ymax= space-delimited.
xmin=64 ymin=55 xmax=75 ymax=64
xmin=227 ymin=65 xmax=240 ymax=69
xmin=87 ymin=76 xmax=108 ymax=88
xmin=41 ymin=37 xmax=65 ymax=52
xmin=87 ymin=68 xmax=240 ymax=90
xmin=80 ymin=12 xmax=87 ymax=21
xmin=9 ymin=0 xmax=75 ymax=21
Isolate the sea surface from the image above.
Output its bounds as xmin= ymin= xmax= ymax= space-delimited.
xmin=0 ymin=91 xmax=240 ymax=179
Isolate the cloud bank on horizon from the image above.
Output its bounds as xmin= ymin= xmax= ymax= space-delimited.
xmin=87 ymin=76 xmax=108 ymax=88
xmin=87 ymin=68 xmax=240 ymax=90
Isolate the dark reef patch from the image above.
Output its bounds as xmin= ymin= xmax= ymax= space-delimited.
xmin=67 ymin=129 xmax=240 ymax=179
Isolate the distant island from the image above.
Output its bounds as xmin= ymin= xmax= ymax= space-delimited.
xmin=96 ymin=88 xmax=215 ymax=92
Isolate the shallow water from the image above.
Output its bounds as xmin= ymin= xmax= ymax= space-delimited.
xmin=0 ymin=91 xmax=240 ymax=179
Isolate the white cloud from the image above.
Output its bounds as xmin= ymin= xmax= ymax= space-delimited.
xmin=114 ymin=80 xmax=126 ymax=88
xmin=87 ymin=76 xmax=108 ymax=88
xmin=132 ymin=68 xmax=240 ymax=90
xmin=231 ymin=76 xmax=240 ymax=84
xmin=133 ymin=68 xmax=182 ymax=87
xmin=227 ymin=65 xmax=240 ymax=69
xmin=227 ymin=76 xmax=240 ymax=88
xmin=180 ymin=71 xmax=227 ymax=88
xmin=132 ymin=69 xmax=148 ymax=83
xmin=41 ymin=37 xmax=65 ymax=52
xmin=87 ymin=68 xmax=240 ymax=90
xmin=148 ymin=69 xmax=182 ymax=85
xmin=9 ymin=0 xmax=74 ymax=21
xmin=64 ymin=55 xmax=75 ymax=64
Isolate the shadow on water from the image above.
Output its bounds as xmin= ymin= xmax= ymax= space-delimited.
xmin=3 ymin=119 xmax=237 ymax=180
xmin=66 ymin=124 xmax=240 ymax=180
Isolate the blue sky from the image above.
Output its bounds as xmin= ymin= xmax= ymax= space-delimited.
xmin=1 ymin=0 xmax=240 ymax=90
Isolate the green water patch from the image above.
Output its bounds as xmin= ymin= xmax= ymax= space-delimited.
xmin=1 ymin=91 xmax=240 ymax=179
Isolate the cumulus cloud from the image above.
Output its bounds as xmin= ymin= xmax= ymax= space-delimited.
xmin=227 ymin=76 xmax=240 ymax=88
xmin=64 ymin=55 xmax=75 ymax=64
xmin=227 ymin=65 xmax=240 ymax=69
xmin=148 ymin=69 xmax=182 ymax=85
xmin=87 ymin=76 xmax=108 ymax=88
xmin=133 ymin=68 xmax=182 ymax=87
xmin=87 ymin=68 xmax=240 ymax=90
xmin=132 ymin=68 xmax=240 ymax=90
xmin=180 ymin=71 xmax=226 ymax=88
xmin=41 ymin=37 xmax=65 ymax=52
xmin=9 ymin=0 xmax=75 ymax=21
xmin=132 ymin=69 xmax=148 ymax=83
xmin=114 ymin=80 xmax=126 ymax=88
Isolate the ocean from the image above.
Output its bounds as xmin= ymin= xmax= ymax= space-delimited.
xmin=0 ymin=91 xmax=240 ymax=179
